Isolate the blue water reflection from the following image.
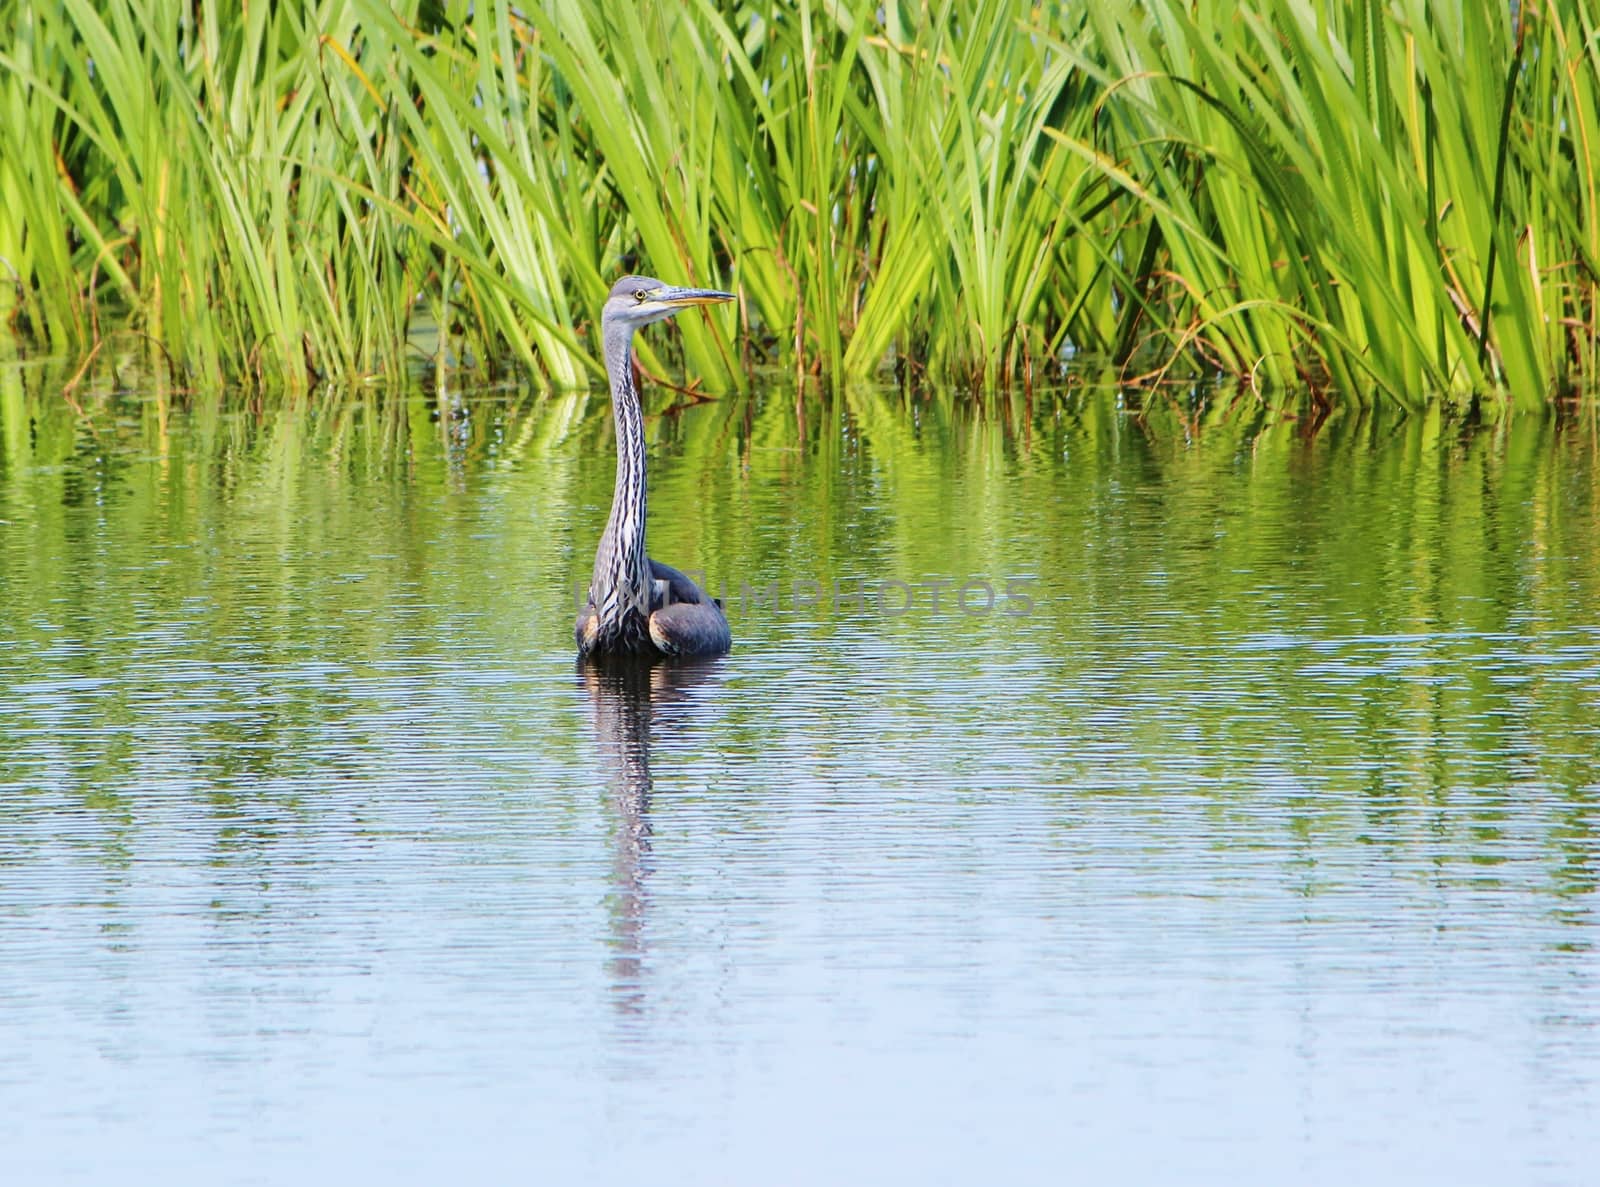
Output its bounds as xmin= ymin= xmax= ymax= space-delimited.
xmin=1 ymin=383 xmax=1597 ymax=1185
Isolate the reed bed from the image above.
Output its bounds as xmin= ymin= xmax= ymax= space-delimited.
xmin=0 ymin=0 xmax=1594 ymax=409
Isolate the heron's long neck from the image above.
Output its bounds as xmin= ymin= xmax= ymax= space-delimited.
xmin=591 ymin=320 xmax=652 ymax=625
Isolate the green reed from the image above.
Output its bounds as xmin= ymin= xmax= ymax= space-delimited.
xmin=0 ymin=0 xmax=1595 ymax=408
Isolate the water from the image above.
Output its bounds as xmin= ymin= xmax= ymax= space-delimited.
xmin=2 ymin=367 xmax=1598 ymax=1185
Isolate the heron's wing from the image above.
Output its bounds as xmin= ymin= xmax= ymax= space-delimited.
xmin=648 ymin=559 xmax=717 ymax=606
xmin=648 ymin=600 xmax=731 ymax=658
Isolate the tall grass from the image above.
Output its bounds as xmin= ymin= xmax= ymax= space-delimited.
xmin=0 ymin=0 xmax=1596 ymax=409
xmin=1062 ymin=0 xmax=1599 ymax=409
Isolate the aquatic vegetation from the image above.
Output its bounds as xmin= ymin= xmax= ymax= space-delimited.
xmin=0 ymin=0 xmax=1595 ymax=409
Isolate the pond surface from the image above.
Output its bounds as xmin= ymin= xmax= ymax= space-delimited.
xmin=2 ymin=362 xmax=1599 ymax=1185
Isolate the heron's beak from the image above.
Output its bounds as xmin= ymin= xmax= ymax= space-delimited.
xmin=654 ymin=285 xmax=736 ymax=308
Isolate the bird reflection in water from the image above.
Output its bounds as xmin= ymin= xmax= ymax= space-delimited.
xmin=579 ymin=658 xmax=724 ymax=1017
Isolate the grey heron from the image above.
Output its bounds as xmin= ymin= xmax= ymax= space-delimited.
xmin=575 ymin=275 xmax=735 ymax=662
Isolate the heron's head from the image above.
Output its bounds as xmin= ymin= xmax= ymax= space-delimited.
xmin=602 ymin=275 xmax=735 ymax=329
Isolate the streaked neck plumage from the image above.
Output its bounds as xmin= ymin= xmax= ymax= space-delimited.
xmin=588 ymin=317 xmax=653 ymax=645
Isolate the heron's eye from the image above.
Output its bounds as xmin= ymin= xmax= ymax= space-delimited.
xmin=635 ymin=290 xmax=649 ymax=304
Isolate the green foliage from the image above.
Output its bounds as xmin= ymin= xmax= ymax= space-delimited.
xmin=0 ymin=0 xmax=1596 ymax=408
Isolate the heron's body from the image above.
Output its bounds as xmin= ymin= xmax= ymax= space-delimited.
xmin=576 ymin=275 xmax=733 ymax=663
